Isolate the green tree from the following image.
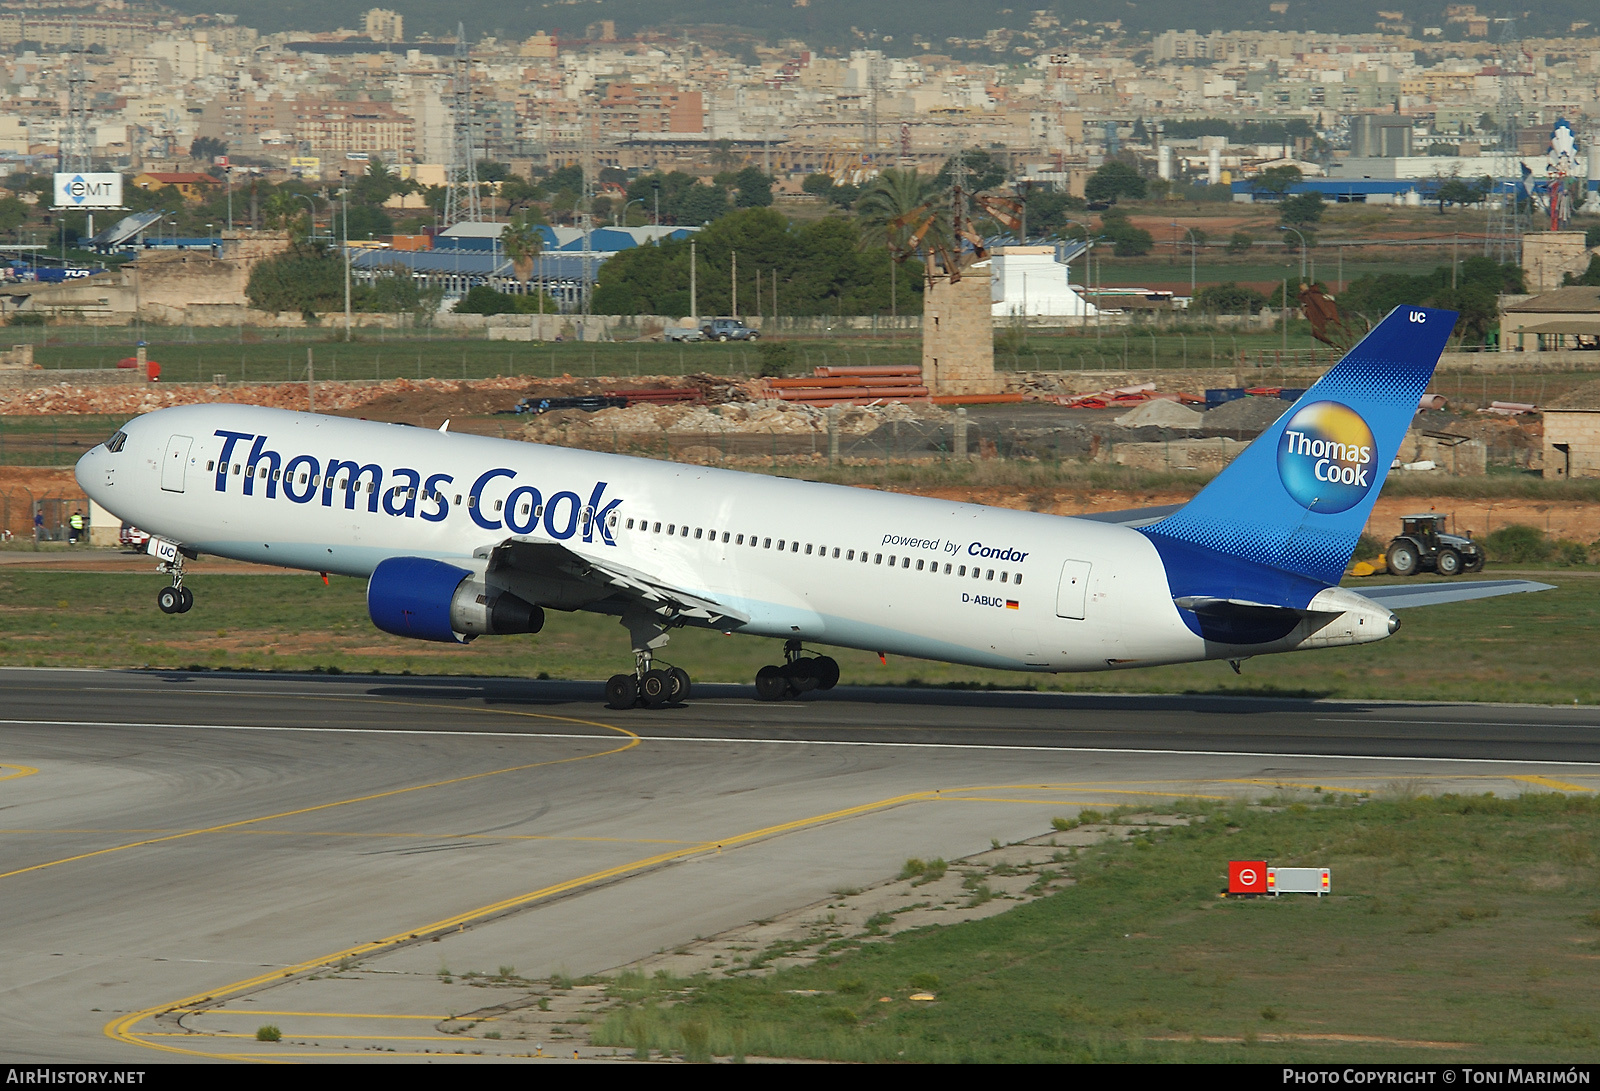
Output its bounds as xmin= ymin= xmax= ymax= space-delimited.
xmin=1193 ymin=282 xmax=1267 ymax=314
xmin=1084 ymin=161 xmax=1147 ymax=204
xmin=733 ymin=166 xmax=774 ymax=208
xmin=189 ymin=136 xmax=227 ymax=162
xmin=501 ymin=222 xmax=544 ymax=283
xmin=475 ymin=159 xmax=510 ymax=183
xmin=244 ymin=245 xmax=344 ymax=313
xmin=0 ymin=196 xmax=27 ymax=235
xmin=1435 ymin=176 xmax=1484 ymax=212
xmin=855 ymin=168 xmax=941 ymax=254
xmin=1561 ymin=254 xmax=1600 ymax=287
xmin=453 ymin=284 xmax=520 ymax=314
xmin=933 ymin=148 xmax=1007 ymax=193
xmin=1252 ymin=165 xmax=1303 ymax=196
xmin=802 ymin=173 xmax=835 ymax=198
xmin=1279 ymin=191 xmax=1325 ymax=226
xmin=1226 ymin=231 xmax=1254 ymax=254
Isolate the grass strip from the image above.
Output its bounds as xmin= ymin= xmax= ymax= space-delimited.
xmin=590 ymin=793 xmax=1600 ymax=1063
xmin=0 ymin=568 xmax=1595 ymax=704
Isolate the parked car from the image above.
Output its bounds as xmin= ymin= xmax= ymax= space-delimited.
xmin=700 ymin=317 xmax=759 ymax=342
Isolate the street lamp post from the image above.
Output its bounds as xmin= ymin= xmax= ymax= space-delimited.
xmin=617 ymin=198 xmax=643 ymax=227
xmin=1181 ymin=226 xmax=1200 ymax=295
xmin=652 ymin=180 xmax=660 ymax=226
xmin=339 ymin=175 xmax=351 ymax=341
xmin=294 ymin=194 xmax=319 ymax=240
xmin=207 ymin=223 xmax=214 ymax=256
xmin=1278 ymin=225 xmax=1309 ymax=284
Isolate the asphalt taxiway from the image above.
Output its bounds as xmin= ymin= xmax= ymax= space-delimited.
xmin=1 ymin=667 xmax=1596 ymax=1062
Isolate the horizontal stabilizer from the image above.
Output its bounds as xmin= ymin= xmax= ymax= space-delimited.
xmin=1358 ymin=579 xmax=1555 ymax=609
xmin=1074 ymin=504 xmax=1183 ymax=527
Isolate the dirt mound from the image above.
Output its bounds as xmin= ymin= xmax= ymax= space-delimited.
xmin=1203 ymin=396 xmax=1289 ymax=433
xmin=1114 ymin=399 xmax=1204 ymax=429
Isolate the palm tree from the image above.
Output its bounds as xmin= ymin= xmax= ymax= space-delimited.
xmin=501 ymin=220 xmax=544 ymax=284
xmin=855 ymin=168 xmax=948 ymax=263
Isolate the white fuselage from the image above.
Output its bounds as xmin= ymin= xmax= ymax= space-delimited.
xmin=75 ymin=404 xmax=1384 ymax=673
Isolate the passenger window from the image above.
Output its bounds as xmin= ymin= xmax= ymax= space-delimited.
xmin=875 ymin=554 xmax=883 ymax=564
xmin=805 ymin=544 xmax=812 ymax=554
xmin=454 ymin=494 xmax=462 ymax=505
xmin=987 ymin=569 xmax=995 ymax=580
xmin=407 ymin=488 xmax=415 ymax=499
xmin=695 ymin=528 xmax=703 ymax=539
xmin=916 ymin=559 xmax=924 ymax=570
xmin=778 ymin=540 xmax=785 ymax=550
xmin=207 ymin=460 xmax=215 ymax=470
xmin=521 ymin=503 xmax=531 ymax=516
xmin=832 ymin=548 xmax=840 ymax=558
xmin=468 ymin=495 xmax=477 ymax=507
xmin=1015 ymin=574 xmax=1023 ymax=586
xmin=668 ymin=525 xmax=675 ymax=535
xmin=653 ymin=522 xmax=661 ymax=533
xmin=958 ymin=565 xmax=966 ymax=576
xmin=846 ymin=549 xmax=855 ymax=560
xmin=763 ymin=538 xmax=772 ymax=548
xmin=736 ymin=534 xmax=744 ymax=545
xmin=888 ymin=555 xmax=896 ymax=566
xmin=626 ymin=518 xmax=634 ymax=529
xmin=233 ymin=464 xmax=241 ymax=474
xmin=722 ymin=532 xmax=730 ymax=543
xmin=902 ymin=558 xmax=910 ymax=569
xmin=682 ymin=526 xmax=690 ymax=537
xmin=1000 ymin=572 xmax=1007 ymax=583
xmin=944 ymin=563 xmax=952 ymax=574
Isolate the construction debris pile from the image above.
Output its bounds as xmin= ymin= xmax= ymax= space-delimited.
xmin=521 ymin=398 xmax=949 ymax=441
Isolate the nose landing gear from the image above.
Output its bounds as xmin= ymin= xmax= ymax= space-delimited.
xmin=155 ymin=554 xmax=193 ymax=614
xmin=755 ymin=641 xmax=840 ymax=701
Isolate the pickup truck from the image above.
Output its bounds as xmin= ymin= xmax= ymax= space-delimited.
xmin=700 ymin=317 xmax=759 ymax=342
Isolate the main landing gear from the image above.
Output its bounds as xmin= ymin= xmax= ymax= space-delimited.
xmin=606 ymin=609 xmax=691 ymax=710
xmin=754 ymin=640 xmax=840 ymax=701
xmin=156 ymin=554 xmax=193 ymax=614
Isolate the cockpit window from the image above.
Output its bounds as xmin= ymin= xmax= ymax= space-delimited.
xmin=105 ymin=430 xmax=128 ymax=453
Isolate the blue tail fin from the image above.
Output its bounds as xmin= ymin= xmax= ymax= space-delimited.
xmin=1141 ymin=305 xmax=1455 ymax=608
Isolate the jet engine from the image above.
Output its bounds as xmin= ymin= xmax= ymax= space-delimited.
xmin=367 ymin=556 xmax=544 ymax=643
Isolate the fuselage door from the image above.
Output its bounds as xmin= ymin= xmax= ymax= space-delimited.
xmin=161 ymin=435 xmax=193 ymax=493
xmin=1055 ymin=559 xmax=1091 ymax=620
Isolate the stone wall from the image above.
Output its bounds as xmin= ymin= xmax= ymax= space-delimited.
xmin=922 ymin=268 xmax=1000 ymax=396
xmin=1544 ymin=410 xmax=1600 ymax=479
xmin=1522 ymin=231 xmax=1596 ymax=292
xmin=0 ymin=368 xmax=143 ymax=390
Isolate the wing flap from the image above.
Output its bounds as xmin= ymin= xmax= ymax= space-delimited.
xmin=485 ymin=536 xmax=751 ymax=626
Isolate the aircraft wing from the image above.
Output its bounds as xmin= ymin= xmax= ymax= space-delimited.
xmin=1357 ymin=579 xmax=1556 ymax=609
xmin=1072 ymin=504 xmax=1184 ymax=527
xmin=483 ymin=537 xmax=751 ymax=627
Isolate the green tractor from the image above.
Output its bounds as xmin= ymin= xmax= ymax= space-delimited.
xmin=1385 ymin=514 xmax=1485 ymax=577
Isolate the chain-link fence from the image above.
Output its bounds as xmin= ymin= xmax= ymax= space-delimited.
xmin=0 ymin=493 xmax=80 ymax=543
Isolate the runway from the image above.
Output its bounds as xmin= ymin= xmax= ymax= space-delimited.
xmin=1 ymin=667 xmax=1596 ymax=1062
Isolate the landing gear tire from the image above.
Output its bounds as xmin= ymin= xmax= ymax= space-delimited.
xmin=785 ymin=658 xmax=820 ymax=693
xmin=157 ymin=586 xmax=182 ymax=614
xmin=812 ymin=656 xmax=840 ymax=691
xmin=1386 ymin=541 xmax=1418 ymax=577
xmin=177 ymin=586 xmax=194 ymax=613
xmin=640 ymin=669 xmax=673 ymax=708
xmin=605 ymin=673 xmax=639 ymax=710
xmin=667 ymin=666 xmax=691 ymax=703
xmin=1435 ymin=547 xmax=1462 ymax=577
xmin=755 ymin=664 xmax=789 ymax=701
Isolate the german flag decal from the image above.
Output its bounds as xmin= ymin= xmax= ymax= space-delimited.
xmin=1005 ymin=600 xmax=1020 ymax=609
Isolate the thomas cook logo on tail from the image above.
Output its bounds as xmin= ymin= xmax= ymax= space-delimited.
xmin=1276 ymin=400 xmax=1377 ymax=514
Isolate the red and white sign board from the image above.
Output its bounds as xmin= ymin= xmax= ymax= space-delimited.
xmin=1268 ymin=867 xmax=1331 ymax=896
xmin=1228 ymin=860 xmax=1267 ymax=894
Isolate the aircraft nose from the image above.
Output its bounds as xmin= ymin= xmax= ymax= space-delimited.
xmin=75 ymin=443 xmax=106 ymax=498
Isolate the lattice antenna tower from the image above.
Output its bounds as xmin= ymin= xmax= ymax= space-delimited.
xmin=443 ymin=23 xmax=481 ymax=228
xmin=62 ymin=16 xmax=91 ymax=173
xmin=1486 ymin=17 xmax=1525 ymax=265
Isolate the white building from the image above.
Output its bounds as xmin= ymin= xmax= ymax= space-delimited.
xmin=987 ymin=246 xmax=1098 ymax=318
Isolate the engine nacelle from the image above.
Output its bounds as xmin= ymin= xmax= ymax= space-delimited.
xmin=367 ymin=556 xmax=544 ymax=644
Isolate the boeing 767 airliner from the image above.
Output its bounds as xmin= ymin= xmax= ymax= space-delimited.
xmin=74 ymin=306 xmax=1550 ymax=708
